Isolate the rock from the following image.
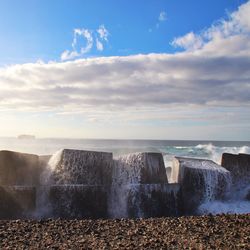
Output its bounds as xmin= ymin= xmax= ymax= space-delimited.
xmin=39 ymin=155 xmax=51 ymax=167
xmin=48 ymin=149 xmax=113 ymax=185
xmin=126 ymin=184 xmax=180 ymax=218
xmin=113 ymin=152 xmax=168 ymax=185
xmin=1 ymin=214 xmax=249 ymax=249
xmin=172 ymin=157 xmax=231 ymax=215
xmin=221 ymin=153 xmax=250 ymax=186
xmin=109 ymin=184 xmax=180 ymax=218
xmin=48 ymin=185 xmax=109 ymax=219
xmin=243 ymin=185 xmax=250 ymax=201
xmin=108 ymin=152 xmax=172 ymax=218
xmin=245 ymin=189 xmax=250 ymax=201
xmin=0 ymin=151 xmax=39 ymax=219
xmin=0 ymin=186 xmax=36 ymax=219
xmin=0 ymin=150 xmax=40 ymax=185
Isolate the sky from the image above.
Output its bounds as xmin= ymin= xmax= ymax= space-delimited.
xmin=0 ymin=0 xmax=249 ymax=140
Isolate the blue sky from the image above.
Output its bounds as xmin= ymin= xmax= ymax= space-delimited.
xmin=0 ymin=0 xmax=247 ymax=64
xmin=0 ymin=0 xmax=250 ymax=140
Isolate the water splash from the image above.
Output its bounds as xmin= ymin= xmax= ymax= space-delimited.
xmin=35 ymin=149 xmax=63 ymax=218
xmin=108 ymin=183 xmax=141 ymax=218
xmin=199 ymin=161 xmax=232 ymax=202
xmin=198 ymin=183 xmax=250 ymax=215
xmin=40 ymin=149 xmax=63 ymax=185
xmin=108 ymin=156 xmax=144 ymax=218
xmin=108 ymin=153 xmax=173 ymax=218
xmin=195 ymin=143 xmax=250 ymax=163
xmin=197 ymin=164 xmax=250 ymax=215
xmin=198 ymin=200 xmax=250 ymax=215
xmin=34 ymin=186 xmax=52 ymax=219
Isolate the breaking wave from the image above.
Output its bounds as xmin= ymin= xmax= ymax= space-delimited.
xmin=163 ymin=143 xmax=250 ymax=166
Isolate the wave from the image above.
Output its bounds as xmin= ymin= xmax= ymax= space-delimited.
xmin=192 ymin=143 xmax=250 ymax=164
xmin=195 ymin=143 xmax=249 ymax=154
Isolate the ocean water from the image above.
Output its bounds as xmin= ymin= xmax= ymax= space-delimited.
xmin=0 ymin=137 xmax=249 ymax=164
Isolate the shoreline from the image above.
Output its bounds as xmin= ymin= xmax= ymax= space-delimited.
xmin=1 ymin=214 xmax=249 ymax=249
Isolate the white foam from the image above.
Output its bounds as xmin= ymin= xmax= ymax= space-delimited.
xmin=195 ymin=143 xmax=250 ymax=164
xmin=201 ymin=167 xmax=232 ymax=202
xmin=40 ymin=149 xmax=63 ymax=185
xmin=108 ymin=153 xmax=172 ymax=218
xmin=108 ymin=156 xmax=143 ymax=218
xmin=198 ymin=182 xmax=250 ymax=215
xmin=35 ymin=149 xmax=63 ymax=219
xmin=198 ymin=200 xmax=250 ymax=215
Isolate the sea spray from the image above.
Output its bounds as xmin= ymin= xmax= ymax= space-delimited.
xmin=34 ymin=185 xmax=52 ymax=219
xmin=108 ymin=153 xmax=179 ymax=218
xmin=198 ymin=200 xmax=250 ymax=215
xmin=199 ymin=160 xmax=232 ymax=202
xmin=108 ymin=157 xmax=142 ymax=218
xmin=46 ymin=149 xmax=113 ymax=185
xmin=194 ymin=143 xmax=250 ymax=164
xmin=162 ymin=144 xmax=250 ymax=167
xmin=171 ymin=157 xmax=232 ymax=214
xmin=37 ymin=149 xmax=113 ymax=219
xmin=35 ymin=149 xmax=63 ymax=218
xmin=198 ymin=183 xmax=250 ymax=215
xmin=108 ymin=183 xmax=129 ymax=218
xmin=198 ymin=153 xmax=250 ymax=215
xmin=40 ymin=149 xmax=63 ymax=185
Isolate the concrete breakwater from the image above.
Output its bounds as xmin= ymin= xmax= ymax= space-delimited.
xmin=0 ymin=149 xmax=249 ymax=219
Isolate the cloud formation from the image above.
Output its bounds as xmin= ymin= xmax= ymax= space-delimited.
xmin=1 ymin=52 xmax=250 ymax=112
xmin=171 ymin=1 xmax=250 ymax=56
xmin=97 ymin=25 xmax=109 ymax=41
xmin=96 ymin=38 xmax=104 ymax=51
xmin=0 ymin=1 xmax=250 ymax=135
xmin=171 ymin=32 xmax=204 ymax=51
xmin=61 ymin=25 xmax=109 ymax=60
xmin=159 ymin=11 xmax=167 ymax=22
xmin=61 ymin=28 xmax=93 ymax=60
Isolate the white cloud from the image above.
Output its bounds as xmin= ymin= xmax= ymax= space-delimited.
xmin=61 ymin=25 xmax=109 ymax=60
xmin=159 ymin=11 xmax=167 ymax=22
xmin=61 ymin=28 xmax=93 ymax=61
xmin=154 ymin=11 xmax=167 ymax=30
xmin=96 ymin=38 xmax=104 ymax=51
xmin=72 ymin=28 xmax=93 ymax=54
xmin=1 ymin=51 xmax=250 ymax=139
xmin=171 ymin=1 xmax=250 ymax=55
xmin=171 ymin=32 xmax=204 ymax=51
xmin=61 ymin=50 xmax=79 ymax=61
xmin=97 ymin=25 xmax=109 ymax=41
xmin=1 ymin=2 xmax=250 ymax=139
xmin=0 ymin=53 xmax=250 ymax=113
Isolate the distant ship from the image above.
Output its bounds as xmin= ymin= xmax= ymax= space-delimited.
xmin=17 ymin=134 xmax=36 ymax=140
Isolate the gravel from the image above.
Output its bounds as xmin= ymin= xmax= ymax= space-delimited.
xmin=0 ymin=214 xmax=249 ymax=249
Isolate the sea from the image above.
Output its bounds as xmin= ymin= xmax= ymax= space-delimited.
xmin=1 ymin=137 xmax=249 ymax=164
xmin=1 ymin=137 xmax=249 ymax=215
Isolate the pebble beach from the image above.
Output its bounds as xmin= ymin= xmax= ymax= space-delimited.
xmin=0 ymin=214 xmax=249 ymax=249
